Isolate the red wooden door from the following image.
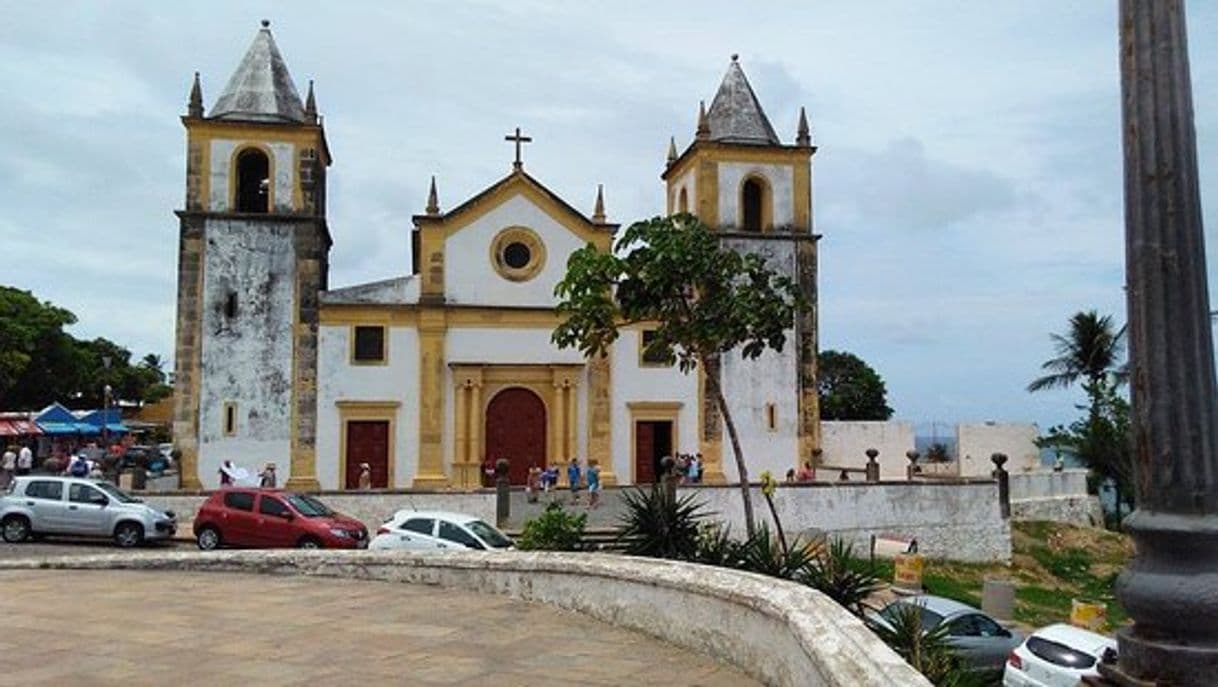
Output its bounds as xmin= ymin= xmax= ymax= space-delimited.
xmin=346 ymin=420 xmax=389 ymax=489
xmin=635 ymin=422 xmax=655 ymax=483
xmin=484 ymin=388 xmax=546 ymax=485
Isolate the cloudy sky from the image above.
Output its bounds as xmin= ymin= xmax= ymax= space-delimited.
xmin=2 ymin=2 xmax=1216 ymax=432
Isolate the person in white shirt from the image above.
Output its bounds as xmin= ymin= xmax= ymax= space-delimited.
xmin=16 ymin=444 xmax=34 ymax=476
xmin=1 ymin=446 xmax=17 ymax=487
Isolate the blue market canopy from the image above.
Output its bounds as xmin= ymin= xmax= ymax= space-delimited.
xmin=35 ymin=404 xmax=128 ymax=435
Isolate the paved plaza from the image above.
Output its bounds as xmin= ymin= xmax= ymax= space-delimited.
xmin=0 ymin=569 xmax=757 ymax=686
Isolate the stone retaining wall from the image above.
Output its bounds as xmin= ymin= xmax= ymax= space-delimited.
xmin=1008 ymin=469 xmax=1102 ymax=527
xmin=0 ymin=550 xmax=929 ymax=687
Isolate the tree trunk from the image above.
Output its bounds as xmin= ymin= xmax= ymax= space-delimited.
xmin=706 ymin=369 xmax=757 ymax=538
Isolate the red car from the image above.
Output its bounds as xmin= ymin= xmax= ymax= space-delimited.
xmin=193 ymin=488 xmax=368 ymax=550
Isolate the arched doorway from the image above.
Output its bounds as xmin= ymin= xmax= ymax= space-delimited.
xmin=484 ymin=387 xmax=546 ymax=485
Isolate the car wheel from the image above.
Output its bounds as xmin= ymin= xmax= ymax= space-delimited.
xmin=114 ymin=522 xmax=144 ymax=549
xmin=1 ymin=515 xmax=31 ymax=543
xmin=196 ymin=526 xmax=221 ymax=551
xmin=297 ymin=537 xmax=322 ymax=550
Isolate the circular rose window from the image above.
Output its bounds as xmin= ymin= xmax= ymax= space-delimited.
xmin=490 ymin=227 xmax=545 ymax=282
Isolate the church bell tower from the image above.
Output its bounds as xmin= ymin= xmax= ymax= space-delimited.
xmin=661 ymin=55 xmax=820 ymax=480
xmin=172 ymin=21 xmax=331 ymax=489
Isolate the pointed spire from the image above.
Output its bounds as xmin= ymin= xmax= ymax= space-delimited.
xmin=188 ymin=71 xmax=204 ymax=118
xmin=796 ymin=106 xmax=811 ymax=146
xmin=696 ymin=100 xmax=710 ymax=140
xmin=667 ymin=136 xmax=678 ymax=164
xmin=304 ymin=80 xmax=318 ymax=124
xmin=426 ymin=176 xmax=440 ymax=216
xmin=592 ymin=184 xmax=606 ymax=224
xmin=704 ymin=55 xmax=780 ymax=145
xmin=210 ymin=20 xmax=306 ymax=123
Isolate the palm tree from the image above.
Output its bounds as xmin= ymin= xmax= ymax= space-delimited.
xmin=1027 ymin=310 xmax=1126 ymax=392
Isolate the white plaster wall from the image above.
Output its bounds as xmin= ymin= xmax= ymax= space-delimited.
xmin=444 ymin=195 xmax=587 ymax=307
xmin=821 ymin=421 xmax=916 ymax=479
xmin=197 ymin=220 xmax=296 ymax=488
xmin=717 ymin=162 xmax=795 ymax=228
xmin=316 ymin=325 xmax=420 ymax=489
xmin=957 ymin=422 xmax=1041 ymax=477
xmin=720 ymin=346 xmax=799 ymax=482
xmin=669 ymin=169 xmax=696 ymax=214
xmin=1008 ymin=469 xmax=1089 ymax=500
xmin=208 ymin=139 xmax=296 ymax=213
xmin=610 ymin=330 xmax=700 ymax=483
xmin=685 ymin=483 xmax=1012 ymax=563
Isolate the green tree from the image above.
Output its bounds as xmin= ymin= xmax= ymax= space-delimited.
xmin=816 ymin=350 xmax=894 ymax=421
xmin=1027 ymin=310 xmax=1126 ymax=392
xmin=1030 ymin=311 xmax=1133 ymax=527
xmin=553 ymin=214 xmax=806 ymax=537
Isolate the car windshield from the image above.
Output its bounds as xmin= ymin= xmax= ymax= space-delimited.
xmin=286 ymin=493 xmax=333 ymax=517
xmin=466 ymin=520 xmax=513 ymax=548
xmin=93 ymin=481 xmax=139 ymax=504
xmin=881 ymin=603 xmax=944 ymax=632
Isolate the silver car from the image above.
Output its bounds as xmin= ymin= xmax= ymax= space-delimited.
xmin=874 ymin=594 xmax=1024 ymax=678
xmin=0 ymin=476 xmax=177 ymax=548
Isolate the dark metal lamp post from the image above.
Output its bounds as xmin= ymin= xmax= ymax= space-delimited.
xmin=1104 ymin=1 xmax=1218 ymax=684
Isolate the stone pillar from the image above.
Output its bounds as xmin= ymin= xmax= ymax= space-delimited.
xmin=865 ymin=448 xmax=880 ymax=482
xmin=172 ymin=217 xmax=205 ymax=490
xmin=905 ymin=450 xmax=920 ymax=480
xmin=415 ymin=308 xmax=448 ymax=488
xmin=587 ymin=354 xmax=615 ymax=485
xmin=991 ymin=453 xmax=1010 ymax=521
xmin=699 ymin=355 xmax=726 ymax=484
xmin=565 ymin=378 xmax=578 ymax=462
xmin=1110 ymin=3 xmax=1218 ymax=681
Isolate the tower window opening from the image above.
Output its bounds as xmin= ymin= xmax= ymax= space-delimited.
xmin=766 ymin=402 xmax=777 ymax=431
xmin=742 ymin=177 xmax=764 ymax=231
xmin=678 ymin=187 xmax=689 ymax=213
xmin=236 ymin=148 xmax=270 ymax=213
xmin=223 ymin=292 xmax=238 ymax=319
xmin=224 ymin=402 xmax=238 ymax=436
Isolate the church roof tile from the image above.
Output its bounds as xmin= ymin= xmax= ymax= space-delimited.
xmin=209 ymin=21 xmax=306 ymax=124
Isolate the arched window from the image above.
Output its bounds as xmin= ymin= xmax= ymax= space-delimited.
xmin=235 ymin=148 xmax=270 ymax=213
xmin=678 ymin=188 xmax=689 ymax=213
xmin=742 ymin=177 xmax=765 ymax=231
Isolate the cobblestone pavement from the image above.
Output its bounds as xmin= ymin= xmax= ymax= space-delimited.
xmin=0 ymin=538 xmax=182 ymax=558
xmin=0 ymin=570 xmax=758 ymax=686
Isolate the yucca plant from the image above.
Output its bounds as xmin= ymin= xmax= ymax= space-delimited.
xmin=800 ymin=538 xmax=883 ymax=616
xmin=733 ymin=523 xmax=819 ymax=579
xmin=616 ymin=484 xmax=709 ymax=559
xmin=866 ymin=602 xmax=981 ymax=687
xmin=692 ymin=522 xmax=739 ymax=567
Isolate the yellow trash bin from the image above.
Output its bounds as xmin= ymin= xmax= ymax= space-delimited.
xmin=893 ymin=553 xmax=925 ymax=594
xmin=1071 ymin=599 xmax=1107 ymax=630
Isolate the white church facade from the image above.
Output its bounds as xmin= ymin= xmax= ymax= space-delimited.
xmin=172 ymin=24 xmax=820 ymax=491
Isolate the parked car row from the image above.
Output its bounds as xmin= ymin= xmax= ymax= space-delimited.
xmin=871 ymin=595 xmax=1117 ymax=686
xmin=1 ymin=478 xmax=514 ymax=555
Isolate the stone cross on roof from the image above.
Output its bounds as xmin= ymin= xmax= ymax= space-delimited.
xmin=505 ymin=126 xmax=532 ymax=170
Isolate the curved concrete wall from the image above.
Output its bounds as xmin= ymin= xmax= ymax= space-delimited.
xmin=0 ymin=550 xmax=929 ymax=687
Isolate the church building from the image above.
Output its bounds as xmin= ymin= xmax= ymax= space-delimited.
xmin=172 ymin=23 xmax=820 ymax=490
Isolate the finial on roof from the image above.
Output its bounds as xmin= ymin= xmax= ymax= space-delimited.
xmin=731 ymin=53 xmax=739 ymax=62
xmin=796 ymin=106 xmax=811 ymax=146
xmin=426 ymin=176 xmax=440 ymax=215
xmin=667 ymin=136 xmax=678 ymax=164
xmin=304 ymin=80 xmax=317 ymax=123
xmin=696 ymin=100 xmax=710 ymax=140
xmin=592 ymin=184 xmax=606 ymax=223
xmin=261 ymin=19 xmax=271 ymax=28
xmin=188 ymin=71 xmax=204 ymax=118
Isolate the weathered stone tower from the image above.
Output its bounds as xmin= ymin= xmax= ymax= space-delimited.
xmin=172 ymin=21 xmax=330 ymax=489
xmin=661 ymin=56 xmax=819 ymax=482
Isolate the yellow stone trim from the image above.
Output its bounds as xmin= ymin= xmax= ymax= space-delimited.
xmin=697 ymin=365 xmax=726 ymax=484
xmin=348 ymin=324 xmax=389 ymax=366
xmin=225 ymin=142 xmax=278 ymax=214
xmin=439 ymin=175 xmax=613 ymax=251
xmin=793 ymin=158 xmax=812 ymax=232
xmin=415 ymin=307 xmax=448 ymax=488
xmin=336 ymin=400 xmax=400 ymax=490
xmin=695 ymin=159 xmax=718 ymax=226
xmin=319 ymin=306 xmax=416 ymax=327
xmin=319 ymin=304 xmax=563 ymax=329
xmin=586 ymin=352 xmax=614 ymax=485
xmin=737 ymin=173 xmax=775 ymax=232
xmin=664 ymin=142 xmax=811 ymax=182
xmin=489 ymin=226 xmax=547 ymax=283
xmin=627 ymin=402 xmax=682 ymax=484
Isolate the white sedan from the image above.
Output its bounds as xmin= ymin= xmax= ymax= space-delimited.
xmin=1003 ymin=623 xmax=1116 ymax=687
xmin=369 ymin=510 xmax=514 ymax=552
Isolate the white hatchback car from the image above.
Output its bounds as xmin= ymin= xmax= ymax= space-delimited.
xmin=1003 ymin=623 xmax=1116 ymax=687
xmin=369 ymin=510 xmax=513 ymax=552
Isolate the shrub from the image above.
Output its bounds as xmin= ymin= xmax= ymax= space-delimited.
xmin=866 ymin=602 xmax=980 ymax=687
xmin=692 ymin=523 xmax=738 ymax=567
xmin=733 ymin=524 xmax=819 ymax=580
xmin=616 ymin=485 xmax=709 ymax=559
xmin=800 ymin=538 xmax=883 ymax=617
xmin=516 ymin=502 xmax=586 ymax=551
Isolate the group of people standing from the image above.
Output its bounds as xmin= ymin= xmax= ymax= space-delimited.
xmin=0 ymin=443 xmax=35 ymax=488
xmin=523 ymin=457 xmax=602 ymax=509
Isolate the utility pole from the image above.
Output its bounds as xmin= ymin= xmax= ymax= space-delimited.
xmin=1104 ymin=1 xmax=1218 ymax=684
